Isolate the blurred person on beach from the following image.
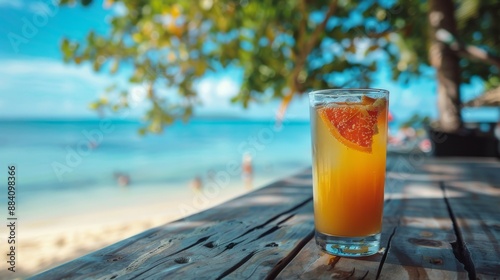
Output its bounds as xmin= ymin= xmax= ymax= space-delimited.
xmin=242 ymin=153 xmax=253 ymax=190
xmin=114 ymin=172 xmax=130 ymax=187
xmin=88 ymin=140 xmax=99 ymax=149
xmin=191 ymin=176 xmax=203 ymax=193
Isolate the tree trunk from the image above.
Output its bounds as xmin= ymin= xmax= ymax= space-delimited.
xmin=428 ymin=0 xmax=462 ymax=132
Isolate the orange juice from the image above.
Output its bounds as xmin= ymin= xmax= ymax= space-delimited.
xmin=310 ymin=92 xmax=388 ymax=242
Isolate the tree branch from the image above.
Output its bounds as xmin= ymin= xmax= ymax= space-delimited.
xmin=461 ymin=45 xmax=500 ymax=69
xmin=436 ymin=28 xmax=500 ymax=69
xmin=304 ymin=0 xmax=338 ymax=56
xmin=297 ymin=0 xmax=307 ymax=49
xmin=277 ymin=1 xmax=338 ymax=124
xmin=292 ymin=0 xmax=338 ymax=93
xmin=463 ymin=86 xmax=500 ymax=107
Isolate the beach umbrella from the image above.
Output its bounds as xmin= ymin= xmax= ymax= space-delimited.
xmin=463 ymin=86 xmax=500 ymax=121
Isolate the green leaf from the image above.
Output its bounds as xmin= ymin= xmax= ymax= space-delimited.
xmin=59 ymin=0 xmax=499 ymax=135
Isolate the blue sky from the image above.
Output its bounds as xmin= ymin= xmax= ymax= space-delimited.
xmin=0 ymin=0 xmax=491 ymax=122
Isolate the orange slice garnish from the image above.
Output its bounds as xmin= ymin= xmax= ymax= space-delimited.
xmin=319 ymin=98 xmax=386 ymax=153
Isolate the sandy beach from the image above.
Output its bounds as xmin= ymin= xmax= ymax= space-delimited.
xmin=0 ymin=120 xmax=311 ymax=279
xmin=6 ymin=184 xmax=249 ymax=279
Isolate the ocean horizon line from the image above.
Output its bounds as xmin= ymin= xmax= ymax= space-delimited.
xmin=0 ymin=116 xmax=311 ymax=124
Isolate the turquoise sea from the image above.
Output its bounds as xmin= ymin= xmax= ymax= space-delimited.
xmin=0 ymin=119 xmax=312 ymax=221
xmin=0 ymin=118 xmax=410 ymax=224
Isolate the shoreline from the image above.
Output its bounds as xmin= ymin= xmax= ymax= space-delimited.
xmin=0 ymin=117 xmax=312 ymax=278
xmin=10 ymin=181 xmax=252 ymax=278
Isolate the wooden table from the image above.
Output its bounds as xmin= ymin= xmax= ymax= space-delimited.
xmin=32 ymin=157 xmax=500 ymax=279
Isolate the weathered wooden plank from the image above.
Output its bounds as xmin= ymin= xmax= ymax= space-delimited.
xmin=440 ymin=159 xmax=500 ymax=279
xmin=275 ymin=240 xmax=384 ymax=279
xmin=276 ymin=158 xmax=407 ymax=279
xmin=277 ymin=158 xmax=467 ymax=280
xmin=275 ymin=201 xmax=400 ymax=279
xmin=378 ymin=181 xmax=467 ymax=279
xmin=32 ymin=170 xmax=315 ymax=280
xmin=32 ymin=158 xmax=500 ymax=279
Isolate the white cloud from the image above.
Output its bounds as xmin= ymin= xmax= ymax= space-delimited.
xmin=0 ymin=58 xmax=114 ymax=118
xmin=0 ymin=0 xmax=57 ymax=14
xmin=0 ymin=0 xmax=23 ymax=9
xmin=195 ymin=76 xmax=310 ymax=120
xmin=197 ymin=76 xmax=239 ymax=107
xmin=216 ymin=78 xmax=239 ymax=98
xmin=0 ymin=58 xmax=310 ymax=120
xmin=2 ymin=58 xmax=104 ymax=82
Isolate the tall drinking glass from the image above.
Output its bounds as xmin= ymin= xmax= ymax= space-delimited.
xmin=309 ymin=89 xmax=389 ymax=257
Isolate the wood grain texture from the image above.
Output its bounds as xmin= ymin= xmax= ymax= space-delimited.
xmin=31 ymin=158 xmax=500 ymax=280
xmin=276 ymin=157 xmax=406 ymax=280
xmin=31 ymin=171 xmax=315 ymax=280
xmin=378 ymin=181 xmax=467 ymax=280
xmin=276 ymin=201 xmax=399 ymax=278
xmin=277 ymin=156 xmax=468 ymax=280
xmin=275 ymin=240 xmax=383 ymax=280
xmin=439 ymin=159 xmax=500 ymax=279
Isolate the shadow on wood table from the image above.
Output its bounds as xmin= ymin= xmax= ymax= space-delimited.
xmin=32 ymin=157 xmax=500 ymax=280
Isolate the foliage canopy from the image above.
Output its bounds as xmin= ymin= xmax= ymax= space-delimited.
xmin=60 ymin=0 xmax=500 ymax=133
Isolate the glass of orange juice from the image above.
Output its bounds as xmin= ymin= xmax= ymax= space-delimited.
xmin=309 ymin=88 xmax=389 ymax=257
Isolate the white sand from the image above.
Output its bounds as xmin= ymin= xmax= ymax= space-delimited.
xmin=6 ymin=184 xmax=249 ymax=279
